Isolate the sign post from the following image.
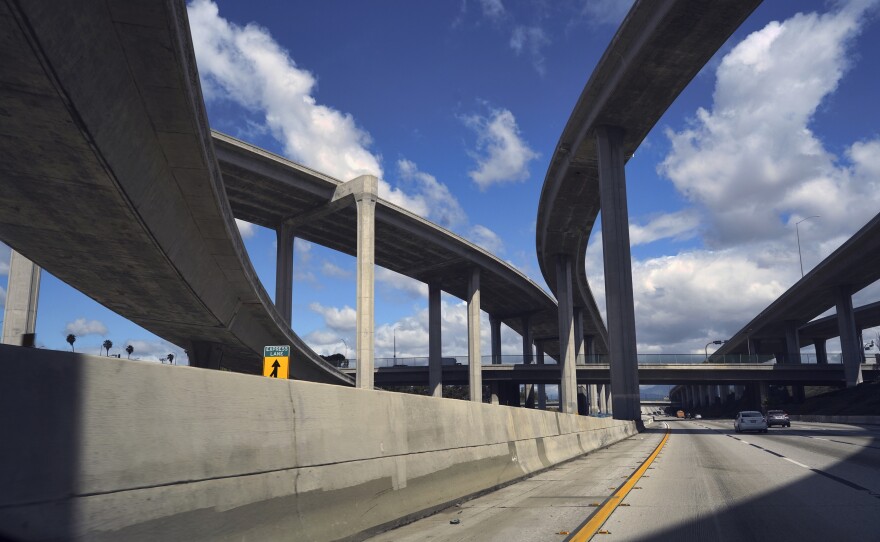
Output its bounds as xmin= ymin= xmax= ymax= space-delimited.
xmin=263 ymin=345 xmax=290 ymax=379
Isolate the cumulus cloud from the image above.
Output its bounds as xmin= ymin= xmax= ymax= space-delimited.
xmin=189 ymin=2 xmax=471 ymax=228
xmin=463 ymin=108 xmax=539 ymax=190
xmin=479 ymin=0 xmax=506 ymax=21
xmin=659 ymin=2 xmax=880 ymax=249
xmin=309 ymin=302 xmax=356 ymax=331
xmin=594 ymin=1 xmax=880 ymax=354
xmin=510 ymin=26 xmax=549 ymax=75
xmin=372 ymin=300 xmax=522 ymax=359
xmin=629 ymin=210 xmax=701 ymax=246
xmin=65 ymin=318 xmax=108 ymax=337
xmin=121 ymin=339 xmax=187 ymax=364
xmin=235 ymin=219 xmax=256 ymax=239
xmin=394 ymin=159 xmax=467 ymax=228
xmin=376 ymin=268 xmax=429 ymax=299
xmin=467 ymin=224 xmax=505 ymax=254
xmin=321 ymin=261 xmax=351 ymax=279
xmin=188 ymin=0 xmax=382 ymax=181
xmin=579 ymin=0 xmax=634 ymax=26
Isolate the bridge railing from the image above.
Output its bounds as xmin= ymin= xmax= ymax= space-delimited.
xmin=336 ymin=353 xmax=855 ymax=369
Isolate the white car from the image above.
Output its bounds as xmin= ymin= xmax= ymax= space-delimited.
xmin=734 ymin=411 xmax=768 ymax=433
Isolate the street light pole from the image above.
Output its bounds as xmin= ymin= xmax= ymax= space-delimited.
xmin=795 ymin=215 xmax=819 ymax=277
xmin=705 ymin=340 xmax=727 ymax=361
xmin=393 ymin=326 xmax=397 ymax=361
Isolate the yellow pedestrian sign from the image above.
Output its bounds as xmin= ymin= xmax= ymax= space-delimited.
xmin=263 ymin=345 xmax=290 ymax=379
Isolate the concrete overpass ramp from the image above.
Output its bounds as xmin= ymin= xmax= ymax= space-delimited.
xmin=0 ymin=0 xmax=348 ymax=383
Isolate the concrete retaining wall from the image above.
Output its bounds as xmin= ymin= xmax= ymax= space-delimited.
xmin=0 ymin=345 xmax=637 ymax=541
xmin=790 ymin=415 xmax=880 ymax=424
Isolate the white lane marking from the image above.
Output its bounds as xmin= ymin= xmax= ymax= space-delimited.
xmin=739 ymin=440 xmax=750 ymax=445
xmin=783 ymin=457 xmax=810 ymax=469
xmin=812 ymin=437 xmax=830 ymax=441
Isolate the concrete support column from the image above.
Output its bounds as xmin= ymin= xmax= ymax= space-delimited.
xmin=573 ymin=308 xmax=585 ymax=365
xmin=734 ymin=385 xmax=745 ymax=401
xmin=605 ymin=387 xmax=613 ymax=415
xmin=577 ymin=385 xmax=588 ymax=415
xmin=468 ymin=267 xmax=483 ymax=402
xmin=521 ymin=315 xmax=535 ymax=408
xmin=536 ymin=342 xmax=546 ymax=410
xmin=274 ymin=224 xmax=294 ymax=326
xmin=835 ymin=284 xmax=863 ymax=387
xmin=598 ymin=384 xmax=607 ymax=413
xmin=354 ymin=177 xmax=378 ymax=390
xmin=584 ymin=335 xmax=595 ymax=364
xmin=428 ymin=284 xmax=442 ymax=397
xmin=589 ymin=383 xmax=599 ymax=415
xmin=757 ymin=382 xmax=770 ymax=410
xmin=490 ymin=382 xmax=500 ymax=405
xmin=521 ymin=315 xmax=534 ymax=364
xmin=784 ymin=320 xmax=802 ymax=364
xmin=1 ymin=250 xmax=41 ymax=346
xmin=490 ymin=315 xmax=502 ymax=364
xmin=188 ymin=341 xmax=224 ymax=369
xmin=556 ymin=254 xmax=578 ymax=414
xmin=813 ymin=338 xmax=828 ymax=364
xmin=596 ymin=125 xmax=640 ymax=421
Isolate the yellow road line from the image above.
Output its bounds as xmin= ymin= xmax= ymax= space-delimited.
xmin=565 ymin=423 xmax=670 ymax=541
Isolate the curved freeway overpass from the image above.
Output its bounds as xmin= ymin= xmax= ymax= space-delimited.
xmin=535 ymin=1 xmax=762 ymax=417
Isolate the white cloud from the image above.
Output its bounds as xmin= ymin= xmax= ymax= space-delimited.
xmin=593 ymin=1 xmax=880 ymax=354
xmin=629 ymin=210 xmax=701 ymax=246
xmin=510 ymin=26 xmax=549 ymax=75
xmin=65 ymin=318 xmax=108 ymax=337
xmin=376 ymin=268 xmax=428 ymax=299
xmin=467 ymin=224 xmax=505 ymax=255
xmin=479 ymin=0 xmax=506 ymax=21
xmin=294 ymin=238 xmax=313 ymax=262
xmin=321 ymin=261 xmax=351 ymax=279
xmin=235 ymin=219 xmax=256 ymax=239
xmin=659 ymin=2 xmax=880 ymax=249
xmin=395 ymin=159 xmax=467 ymax=228
xmin=464 ymin=108 xmax=539 ymax=190
xmin=120 ymin=339 xmax=187 ymax=364
xmin=309 ymin=302 xmax=356 ymax=331
xmin=579 ymin=0 xmax=634 ymax=26
xmin=188 ymin=0 xmax=382 ymax=181
xmin=189 ymin=1 xmax=463 ymax=224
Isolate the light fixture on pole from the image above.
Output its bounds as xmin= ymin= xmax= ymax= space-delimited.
xmin=340 ymin=338 xmax=348 ymax=360
xmin=795 ymin=215 xmax=819 ymax=277
xmin=705 ymin=340 xmax=727 ymax=361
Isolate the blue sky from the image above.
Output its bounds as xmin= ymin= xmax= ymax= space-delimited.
xmin=2 ymin=0 xmax=879 ymax=364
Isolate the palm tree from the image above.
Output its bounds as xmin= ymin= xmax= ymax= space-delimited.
xmin=125 ymin=345 xmax=134 ymax=359
xmin=102 ymin=339 xmax=113 ymax=356
xmin=167 ymin=353 xmax=175 ymax=365
xmin=66 ymin=334 xmax=76 ymax=352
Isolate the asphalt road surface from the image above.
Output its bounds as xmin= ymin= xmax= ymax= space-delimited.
xmin=367 ymin=418 xmax=880 ymax=541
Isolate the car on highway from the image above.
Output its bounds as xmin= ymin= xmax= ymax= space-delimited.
xmin=766 ymin=410 xmax=791 ymax=427
xmin=734 ymin=411 xmax=768 ymax=433
xmin=695 ymin=414 xmax=702 ymax=419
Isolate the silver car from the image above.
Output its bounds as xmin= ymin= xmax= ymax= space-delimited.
xmin=734 ymin=411 xmax=768 ymax=433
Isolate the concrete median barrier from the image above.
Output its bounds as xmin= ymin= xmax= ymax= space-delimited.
xmin=0 ymin=345 xmax=636 ymax=541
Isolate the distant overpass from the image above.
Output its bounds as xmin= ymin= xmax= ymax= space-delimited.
xmin=713 ymin=213 xmax=880 ymax=387
xmin=341 ymin=362 xmax=879 ymax=387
